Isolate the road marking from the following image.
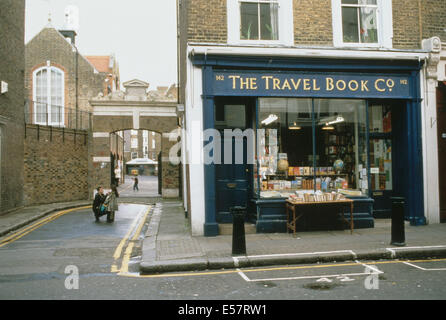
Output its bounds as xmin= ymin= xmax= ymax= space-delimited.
xmin=237 ymin=259 xmax=383 ymax=283
xmin=112 ymin=205 xmax=151 ymax=274
xmin=237 ymin=268 xmax=251 ymax=282
xmin=123 ymin=258 xmax=446 ymax=279
xmin=112 ymin=207 xmax=146 ymax=260
xmin=355 ymin=260 xmax=384 ymax=275
xmin=403 ymin=261 xmax=446 ymax=271
xmin=0 ymin=206 xmax=91 ymax=248
xmin=239 ymin=271 xmax=371 ymax=283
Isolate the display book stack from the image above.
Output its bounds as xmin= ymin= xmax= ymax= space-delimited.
xmin=258 ymin=126 xmax=359 ymax=198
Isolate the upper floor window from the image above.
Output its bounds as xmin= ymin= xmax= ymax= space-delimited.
xmin=228 ymin=0 xmax=293 ymax=46
xmin=33 ymin=66 xmax=64 ymax=126
xmin=341 ymin=0 xmax=378 ymax=44
xmin=240 ymin=0 xmax=279 ymax=40
xmin=332 ymin=0 xmax=393 ymax=48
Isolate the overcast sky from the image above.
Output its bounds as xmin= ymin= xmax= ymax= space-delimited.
xmin=25 ymin=0 xmax=177 ymax=90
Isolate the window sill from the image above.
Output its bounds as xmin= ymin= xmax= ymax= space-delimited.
xmin=334 ymin=42 xmax=392 ymax=50
xmin=228 ymin=39 xmax=293 ymax=47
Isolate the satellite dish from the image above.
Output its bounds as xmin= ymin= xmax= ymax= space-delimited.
xmin=64 ymin=5 xmax=79 ymax=32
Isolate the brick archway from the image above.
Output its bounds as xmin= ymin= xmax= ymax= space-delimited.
xmin=89 ymin=98 xmax=180 ymax=199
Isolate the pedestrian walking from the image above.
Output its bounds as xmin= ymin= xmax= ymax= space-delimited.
xmin=133 ymin=176 xmax=139 ymax=191
xmin=92 ymin=186 xmax=106 ymax=222
xmin=105 ymin=185 xmax=119 ymax=223
xmin=114 ymin=165 xmax=121 ymax=186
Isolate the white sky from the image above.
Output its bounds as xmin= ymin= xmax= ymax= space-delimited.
xmin=25 ymin=0 xmax=177 ymax=90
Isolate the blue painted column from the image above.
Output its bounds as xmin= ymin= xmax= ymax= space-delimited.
xmin=407 ymin=99 xmax=426 ymax=225
xmin=202 ymin=65 xmax=219 ymax=236
xmin=406 ymin=70 xmax=425 ymax=225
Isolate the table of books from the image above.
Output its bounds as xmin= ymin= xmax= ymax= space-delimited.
xmin=285 ymin=198 xmax=354 ymax=237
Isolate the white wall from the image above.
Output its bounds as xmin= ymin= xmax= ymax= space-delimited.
xmin=421 ymin=69 xmax=440 ymax=224
xmin=185 ymin=52 xmax=206 ymax=236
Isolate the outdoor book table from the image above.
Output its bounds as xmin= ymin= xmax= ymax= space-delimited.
xmin=285 ymin=199 xmax=354 ymax=237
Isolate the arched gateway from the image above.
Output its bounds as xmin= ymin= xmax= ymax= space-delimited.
xmin=89 ymin=79 xmax=180 ymax=198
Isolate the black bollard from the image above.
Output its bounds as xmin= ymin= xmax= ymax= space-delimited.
xmin=230 ymin=206 xmax=247 ymax=255
xmin=390 ymin=197 xmax=406 ymax=246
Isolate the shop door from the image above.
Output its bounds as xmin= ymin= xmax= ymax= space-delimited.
xmin=369 ymin=104 xmax=393 ymax=218
xmin=214 ymin=100 xmax=252 ymax=223
xmin=437 ymin=84 xmax=446 ymax=222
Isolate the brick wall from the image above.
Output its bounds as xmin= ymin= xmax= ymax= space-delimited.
xmin=181 ymin=0 xmax=446 ymax=50
xmin=23 ymin=125 xmax=89 ymax=205
xmin=0 ymin=0 xmax=25 ymax=213
xmin=187 ymin=0 xmax=227 ymax=43
xmin=420 ymin=0 xmax=446 ymax=42
xmin=293 ymin=0 xmax=333 ymax=46
xmin=392 ymin=0 xmax=422 ymax=49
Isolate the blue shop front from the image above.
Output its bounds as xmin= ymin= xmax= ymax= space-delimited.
xmin=192 ymin=53 xmax=425 ymax=236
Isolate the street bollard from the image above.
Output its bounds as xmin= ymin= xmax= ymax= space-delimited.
xmin=230 ymin=206 xmax=247 ymax=256
xmin=390 ymin=197 xmax=406 ymax=246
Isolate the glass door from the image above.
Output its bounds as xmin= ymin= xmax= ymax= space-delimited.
xmin=369 ymin=104 xmax=393 ymax=218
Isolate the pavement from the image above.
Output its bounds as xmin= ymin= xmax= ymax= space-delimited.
xmin=1 ymin=197 xmax=446 ymax=275
xmin=0 ymin=200 xmax=91 ymax=237
xmin=139 ymin=200 xmax=446 ymax=274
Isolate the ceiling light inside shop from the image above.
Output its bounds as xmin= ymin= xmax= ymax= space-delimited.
xmin=289 ymin=122 xmax=301 ymax=130
xmin=322 ymin=125 xmax=335 ymax=130
xmin=261 ymin=114 xmax=278 ymax=125
xmin=325 ymin=116 xmax=345 ymax=126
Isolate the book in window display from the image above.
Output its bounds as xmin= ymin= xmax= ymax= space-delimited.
xmin=257 ymin=98 xmax=368 ymax=199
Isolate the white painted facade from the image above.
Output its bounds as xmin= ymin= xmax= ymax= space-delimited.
xmin=420 ymin=38 xmax=442 ymax=224
xmin=184 ymin=57 xmax=206 ymax=236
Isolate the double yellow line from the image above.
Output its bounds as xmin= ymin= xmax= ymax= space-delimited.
xmin=0 ymin=205 xmax=91 ymax=248
xmin=111 ymin=205 xmax=151 ymax=275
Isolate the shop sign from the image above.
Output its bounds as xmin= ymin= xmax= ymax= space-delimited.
xmin=212 ymin=70 xmax=412 ymax=99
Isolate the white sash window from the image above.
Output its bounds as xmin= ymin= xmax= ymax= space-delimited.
xmin=33 ymin=66 xmax=65 ymax=126
xmin=332 ymin=0 xmax=393 ymax=48
xmin=228 ymin=0 xmax=294 ymax=46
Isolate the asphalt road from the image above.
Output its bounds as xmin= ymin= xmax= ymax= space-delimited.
xmin=0 ymin=204 xmax=445 ymax=302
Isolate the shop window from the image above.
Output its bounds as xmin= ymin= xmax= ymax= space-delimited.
xmin=256 ymin=98 xmax=368 ymax=199
xmin=33 ymin=66 xmax=64 ymax=126
xmin=227 ymin=0 xmax=293 ymax=45
xmin=331 ymin=0 xmax=393 ymax=48
xmin=369 ymin=105 xmax=393 ymax=191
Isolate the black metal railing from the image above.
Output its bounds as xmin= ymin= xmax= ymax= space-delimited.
xmin=25 ymin=100 xmax=91 ymax=131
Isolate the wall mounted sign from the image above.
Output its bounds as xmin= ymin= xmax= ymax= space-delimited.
xmin=212 ymin=70 xmax=413 ymax=99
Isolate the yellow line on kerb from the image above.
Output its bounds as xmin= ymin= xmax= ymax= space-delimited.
xmin=0 ymin=205 xmax=91 ymax=248
xmin=119 ymin=257 xmax=446 ymax=279
xmin=111 ymin=205 xmax=151 ymax=274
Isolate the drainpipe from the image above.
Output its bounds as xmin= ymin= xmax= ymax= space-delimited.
xmin=75 ymin=45 xmax=79 ymax=130
xmin=418 ymin=0 xmax=423 ymax=45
